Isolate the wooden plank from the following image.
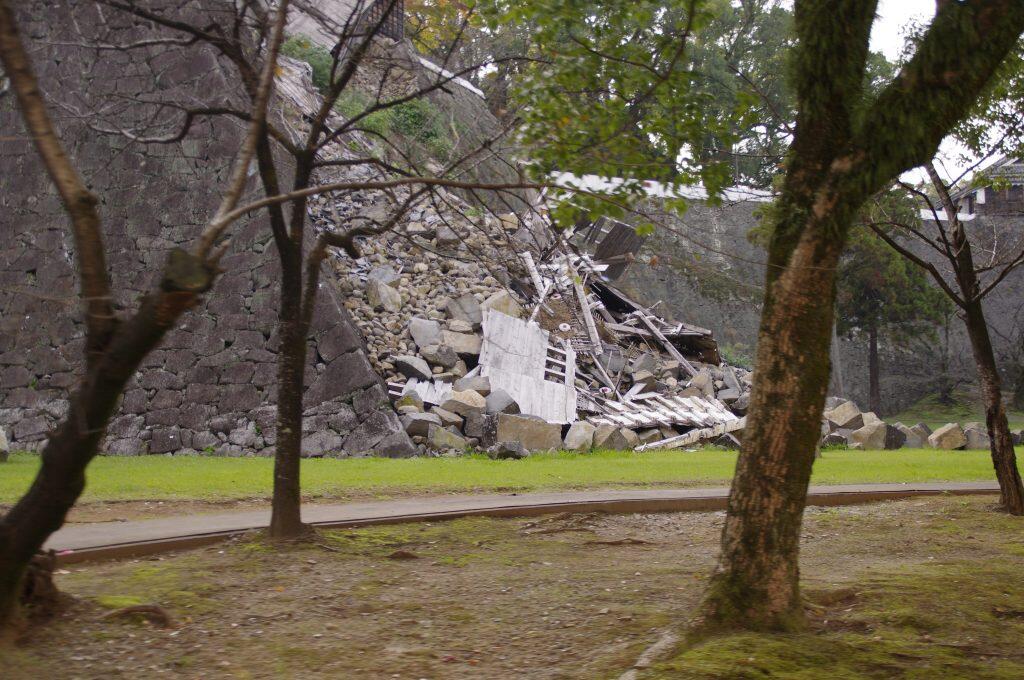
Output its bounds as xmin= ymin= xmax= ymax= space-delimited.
xmin=634 ymin=312 xmax=698 ymax=378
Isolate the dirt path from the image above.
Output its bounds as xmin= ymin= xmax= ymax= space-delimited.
xmin=7 ymin=495 xmax=1024 ymax=679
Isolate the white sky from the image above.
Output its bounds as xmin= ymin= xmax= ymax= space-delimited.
xmin=870 ymin=0 xmax=980 ymax=182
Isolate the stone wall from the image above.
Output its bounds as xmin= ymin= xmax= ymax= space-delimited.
xmin=0 ymin=0 xmax=412 ymax=456
xmin=617 ymin=198 xmax=1023 ymax=415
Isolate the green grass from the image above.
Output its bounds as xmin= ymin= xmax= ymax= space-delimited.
xmin=1 ymin=448 xmax=1017 ymax=505
xmin=889 ymin=390 xmax=1024 ymax=431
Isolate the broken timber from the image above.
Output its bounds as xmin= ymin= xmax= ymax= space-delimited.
xmin=634 ymin=417 xmax=747 ymax=451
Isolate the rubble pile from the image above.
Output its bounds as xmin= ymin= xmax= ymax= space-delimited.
xmin=819 ymin=398 xmax=1024 ymax=450
xmin=311 ymin=189 xmax=756 ymax=455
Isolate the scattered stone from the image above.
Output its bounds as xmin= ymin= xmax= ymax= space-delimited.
xmin=895 ymin=423 xmax=925 ymax=449
xmin=485 ymin=389 xmax=520 ymax=415
xmin=563 ymin=421 xmax=596 ymax=451
xmin=453 ymin=375 xmax=491 ymax=396
xmin=463 ymin=412 xmax=497 ymax=444
xmin=446 ymin=294 xmax=482 ymax=327
xmin=496 ymin=414 xmax=562 ymax=451
xmin=928 ymin=423 xmax=967 ymax=450
xmin=688 ymin=371 xmax=715 ymax=399
xmin=480 ymin=291 xmax=524 ymax=319
xmin=0 ymin=427 xmax=8 ymax=463
xmin=420 ymin=343 xmax=458 ymax=369
xmin=849 ymin=421 xmax=905 ymax=450
xmin=637 ymin=428 xmax=663 ymax=444
xmin=394 ymin=393 xmax=424 ymax=413
xmin=441 ymin=389 xmax=487 ymax=417
xmin=401 ymin=412 xmax=442 ymax=437
xmin=600 ymin=427 xmax=640 ymax=451
xmin=431 ymin=407 xmax=464 ymax=428
xmin=910 ymin=422 xmax=933 ymax=441
xmin=435 ymin=225 xmax=460 ymax=247
xmin=441 ymin=330 xmax=482 ymax=358
xmin=393 ymin=355 xmax=432 ymax=381
xmin=409 ymin=317 xmax=443 ymax=349
xmin=486 ymin=441 xmax=529 ymax=460
xmin=366 ymin=278 xmax=402 ymax=312
xmin=592 ymin=424 xmax=619 ymax=449
xmin=823 ymin=400 xmax=864 ymax=430
xmin=963 ymin=423 xmax=991 ymax=450
xmin=862 ymin=412 xmax=883 ymax=427
xmin=366 ymin=264 xmax=399 ymax=287
xmin=712 ymin=433 xmax=741 ymax=450
xmin=427 ymin=424 xmax=468 ymax=450
xmin=447 ymin=319 xmax=475 ymax=334
xmin=821 ymin=430 xmax=849 ymax=447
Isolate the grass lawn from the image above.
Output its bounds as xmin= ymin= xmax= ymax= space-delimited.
xmin=1 ymin=447 xmax=1017 ymax=505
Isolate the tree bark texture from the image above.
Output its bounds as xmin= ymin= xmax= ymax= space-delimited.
xmin=0 ymin=252 xmax=213 ymax=627
xmin=700 ymin=0 xmax=1024 ymax=633
xmin=868 ymin=324 xmax=881 ymax=415
xmin=268 ymin=248 xmax=308 ymax=538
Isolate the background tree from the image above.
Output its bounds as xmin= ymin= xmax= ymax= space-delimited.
xmin=0 ymin=0 xmax=287 ymax=629
xmin=869 ymin=163 xmax=1024 ymax=514
xmin=837 ymin=216 xmax=951 ymax=415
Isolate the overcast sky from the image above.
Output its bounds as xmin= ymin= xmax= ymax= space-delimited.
xmin=870 ymin=0 xmax=935 ymax=61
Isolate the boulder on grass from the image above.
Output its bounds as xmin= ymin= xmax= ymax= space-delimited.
xmin=463 ymin=413 xmax=497 ymax=446
xmin=823 ymin=400 xmax=863 ymax=430
xmin=895 ymin=423 xmax=925 ymax=449
xmin=910 ymin=422 xmax=933 ymax=442
xmin=928 ymin=423 xmax=967 ymax=450
xmin=849 ymin=421 xmax=905 ymax=450
xmin=563 ymin=421 xmax=596 ymax=451
xmin=495 ymin=414 xmax=562 ymax=451
xmin=486 ymin=441 xmax=529 ymax=460
xmin=592 ymin=424 xmax=618 ymax=450
xmin=427 ymin=424 xmax=468 ymax=451
xmin=600 ymin=427 xmax=640 ymax=451
xmin=821 ymin=430 xmax=849 ymax=448
xmin=963 ymin=423 xmax=990 ymax=450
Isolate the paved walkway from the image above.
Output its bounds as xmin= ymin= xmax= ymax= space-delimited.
xmin=47 ymin=482 xmax=999 ymax=563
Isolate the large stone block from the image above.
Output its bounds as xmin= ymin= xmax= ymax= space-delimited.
xmin=963 ymin=424 xmax=991 ymax=450
xmin=563 ymin=421 xmax=596 ymax=452
xmin=410 ymin=317 xmax=443 ymax=349
xmin=928 ymin=423 xmax=967 ymax=450
xmin=849 ymin=421 xmax=905 ymax=450
xmin=485 ymin=389 xmax=520 ymax=415
xmin=394 ymin=355 xmax=433 ymax=381
xmin=402 ymin=412 xmax=442 ymax=437
xmin=366 ymin=278 xmax=402 ymax=312
xmin=307 ymin=351 xmax=379 ymax=405
xmin=427 ymin=424 xmax=468 ymax=451
xmin=496 ymin=414 xmax=562 ymax=451
xmin=441 ymin=389 xmax=487 ymax=417
xmin=446 ymin=294 xmax=482 ymax=327
xmin=823 ymin=400 xmax=863 ymax=430
xmin=895 ymin=423 xmax=925 ymax=449
xmin=441 ymin=330 xmax=481 ymax=358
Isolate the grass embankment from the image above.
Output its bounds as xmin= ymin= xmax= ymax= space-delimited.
xmin=1 ymin=448 xmax=1016 ymax=505
xmin=889 ymin=390 xmax=1024 ymax=431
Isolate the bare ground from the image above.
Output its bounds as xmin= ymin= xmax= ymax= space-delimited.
xmin=5 ymin=495 xmax=1024 ymax=679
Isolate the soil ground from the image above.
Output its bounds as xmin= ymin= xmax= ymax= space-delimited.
xmin=4 ymin=495 xmax=1024 ymax=679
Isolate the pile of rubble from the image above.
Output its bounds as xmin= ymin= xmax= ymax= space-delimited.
xmin=820 ymin=399 xmax=1024 ymax=450
xmin=313 ymin=187 xmax=753 ymax=456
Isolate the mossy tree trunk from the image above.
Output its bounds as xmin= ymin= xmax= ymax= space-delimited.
xmin=700 ymin=0 xmax=1024 ymax=633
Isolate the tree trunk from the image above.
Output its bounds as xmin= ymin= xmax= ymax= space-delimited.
xmin=0 ymin=254 xmax=212 ymax=628
xmin=700 ymin=220 xmax=845 ymax=632
xmin=268 ymin=246 xmax=308 ymax=538
xmin=868 ymin=324 xmax=881 ymax=415
xmin=963 ymin=298 xmax=1024 ymax=515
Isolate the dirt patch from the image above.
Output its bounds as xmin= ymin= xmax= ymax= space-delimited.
xmin=5 ymin=496 xmax=1024 ymax=679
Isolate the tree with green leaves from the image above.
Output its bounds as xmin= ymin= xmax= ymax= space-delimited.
xmin=507 ymin=0 xmax=1024 ymax=632
xmin=837 ymin=219 xmax=951 ymax=415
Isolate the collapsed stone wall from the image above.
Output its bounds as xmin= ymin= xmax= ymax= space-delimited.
xmin=0 ymin=0 xmax=412 ymax=457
